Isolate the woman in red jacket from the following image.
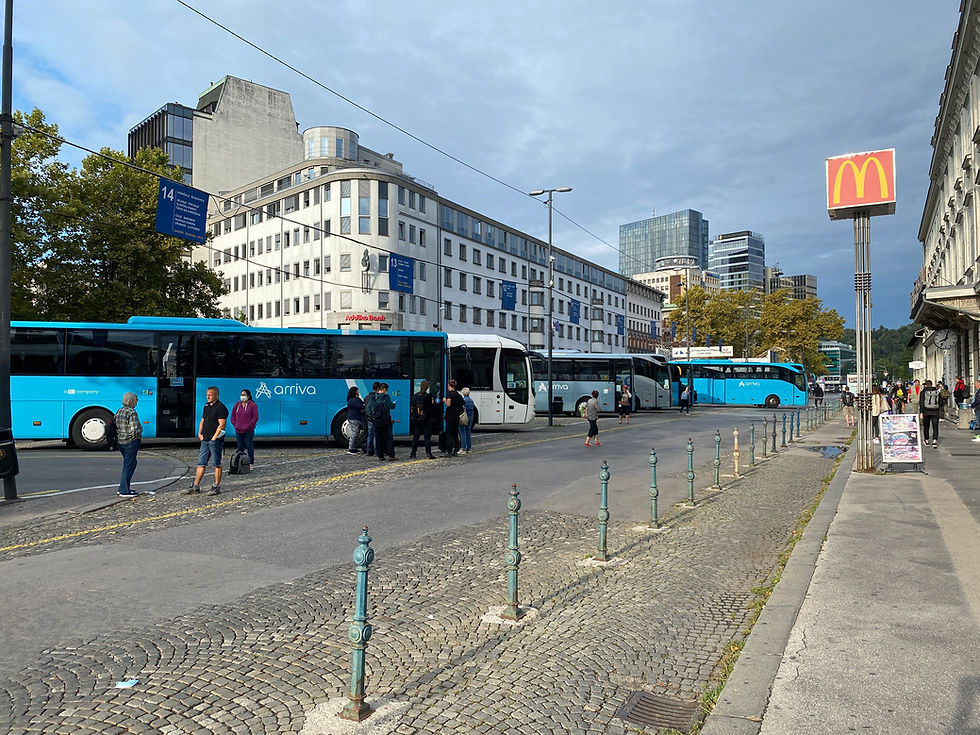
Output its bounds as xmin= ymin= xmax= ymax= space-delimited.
xmin=231 ymin=388 xmax=259 ymax=470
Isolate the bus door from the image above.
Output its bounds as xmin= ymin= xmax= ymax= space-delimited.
xmin=614 ymin=359 xmax=632 ymax=407
xmin=500 ymin=348 xmax=531 ymax=423
xmin=156 ymin=333 xmax=197 ymax=437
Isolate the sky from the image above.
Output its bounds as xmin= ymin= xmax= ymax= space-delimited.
xmin=10 ymin=0 xmax=963 ymax=329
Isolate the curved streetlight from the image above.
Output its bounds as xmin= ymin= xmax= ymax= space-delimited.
xmin=529 ymin=187 xmax=572 ymax=426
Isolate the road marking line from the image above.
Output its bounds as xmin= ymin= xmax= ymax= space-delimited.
xmin=21 ymin=476 xmax=186 ymax=499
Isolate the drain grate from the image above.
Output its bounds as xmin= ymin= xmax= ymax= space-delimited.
xmin=615 ymin=690 xmax=702 ymax=732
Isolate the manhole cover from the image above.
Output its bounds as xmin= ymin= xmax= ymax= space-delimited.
xmin=615 ymin=691 xmax=702 ymax=732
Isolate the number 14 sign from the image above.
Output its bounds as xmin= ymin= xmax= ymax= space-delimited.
xmin=154 ymin=179 xmax=209 ymax=244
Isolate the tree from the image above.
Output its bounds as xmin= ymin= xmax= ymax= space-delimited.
xmin=759 ymin=290 xmax=844 ymax=374
xmin=11 ymin=109 xmax=225 ymax=321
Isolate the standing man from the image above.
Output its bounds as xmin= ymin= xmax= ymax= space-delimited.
xmin=115 ymin=392 xmax=143 ymax=497
xmin=372 ymin=383 xmax=397 ymax=461
xmin=919 ymin=379 xmax=942 ymax=448
xmin=409 ymin=380 xmax=435 ymax=460
xmin=907 ymin=379 xmax=922 ymax=417
xmin=971 ymin=378 xmax=980 ymax=442
xmin=812 ymin=382 xmax=824 ymax=407
xmin=363 ymin=382 xmax=380 ymax=456
xmin=443 ymin=379 xmax=464 ymax=457
xmin=183 ymin=386 xmax=228 ymax=496
xmin=841 ymin=384 xmax=856 ymax=428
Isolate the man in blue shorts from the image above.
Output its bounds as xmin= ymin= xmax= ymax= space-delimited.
xmin=182 ymin=386 xmax=229 ymax=496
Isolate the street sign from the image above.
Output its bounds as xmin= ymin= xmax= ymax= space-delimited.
xmin=154 ymin=180 xmax=209 ymax=244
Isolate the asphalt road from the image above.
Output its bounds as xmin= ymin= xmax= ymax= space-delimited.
xmin=0 ymin=405 xmax=815 ymax=675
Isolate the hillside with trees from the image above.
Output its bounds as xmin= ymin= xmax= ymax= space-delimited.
xmin=840 ymin=324 xmax=919 ymax=381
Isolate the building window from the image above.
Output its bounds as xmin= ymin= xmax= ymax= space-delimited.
xmin=378 ymin=181 xmax=388 ymax=236
xmin=303 ymin=260 xmax=310 ymax=277
xmin=499 ymin=312 xmax=506 ymax=329
xmin=499 ymin=258 xmax=506 ymax=274
xmin=378 ymin=254 xmax=388 ymax=272
xmin=459 ymin=305 xmax=467 ymax=323
xmin=487 ymin=253 xmax=494 ymax=270
xmin=324 ymin=255 xmax=331 ymax=273
xmin=419 ymin=194 xmax=426 ymax=213
xmin=444 ymin=238 xmax=452 ymax=256
xmin=530 ymin=318 xmax=543 ymax=333
xmin=358 ymin=179 xmax=370 ymax=234
xmin=378 ymin=291 xmax=389 ymax=309
xmin=473 ymin=249 xmax=482 ymax=265
xmin=487 ymin=309 xmax=494 ymax=326
xmin=419 ymin=228 xmax=426 ymax=247
xmin=399 ymin=221 xmax=406 ymax=240
xmin=444 ymin=301 xmax=452 ymax=320
xmin=314 ymin=294 xmax=321 ymax=311
xmin=459 ymin=243 xmax=467 ymax=261
xmin=340 ymin=291 xmax=352 ymax=309
xmin=340 ymin=180 xmax=351 ymax=233
xmin=419 ymin=262 xmax=426 ymax=281
xmin=340 ymin=253 xmax=351 ymax=272
xmin=473 ymin=307 xmax=482 ymax=325
xmin=473 ymin=277 xmax=481 ymax=295
xmin=459 ymin=273 xmax=467 ymax=291
xmin=487 ymin=281 xmax=495 ymax=298
xmin=409 ymin=224 xmax=416 ymax=244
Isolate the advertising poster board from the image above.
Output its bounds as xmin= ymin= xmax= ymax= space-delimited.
xmin=880 ymin=414 xmax=923 ymax=467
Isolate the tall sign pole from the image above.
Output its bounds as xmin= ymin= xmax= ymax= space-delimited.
xmin=827 ymin=149 xmax=896 ymax=472
xmin=0 ymin=0 xmax=18 ymax=500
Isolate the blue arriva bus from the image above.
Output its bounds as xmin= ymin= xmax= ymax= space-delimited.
xmin=10 ymin=317 xmax=446 ymax=450
xmin=529 ymin=351 xmax=675 ymax=415
xmin=669 ymin=359 xmax=808 ymax=408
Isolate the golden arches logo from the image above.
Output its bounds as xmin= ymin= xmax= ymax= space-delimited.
xmin=831 ymin=156 xmax=890 ymax=205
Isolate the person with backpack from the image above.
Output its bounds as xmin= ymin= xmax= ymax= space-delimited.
xmin=115 ymin=392 xmax=142 ymax=497
xmin=409 ymin=381 xmax=435 ymax=459
xmin=345 ymin=386 xmax=366 ymax=456
xmin=459 ymin=387 xmax=476 ymax=453
xmin=919 ymin=379 xmax=942 ymax=448
xmin=678 ymin=383 xmax=692 ymax=414
xmin=363 ymin=382 xmax=380 ymax=455
xmin=231 ymin=388 xmax=258 ymax=470
xmin=443 ymin=379 xmax=464 ymax=457
xmin=840 ymin=384 xmax=856 ymax=427
xmin=371 ymin=383 xmax=397 ymax=461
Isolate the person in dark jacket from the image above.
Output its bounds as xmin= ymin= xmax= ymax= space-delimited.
xmin=231 ymin=388 xmax=259 ymax=469
xmin=443 ymin=379 xmax=464 ymax=457
xmin=346 ymin=386 xmax=366 ymax=455
xmin=918 ymin=379 xmax=942 ymax=448
xmin=372 ymin=383 xmax=397 ymax=460
xmin=363 ymin=381 xmax=380 ymax=456
xmin=409 ymin=380 xmax=436 ymax=459
xmin=971 ymin=379 xmax=980 ymax=442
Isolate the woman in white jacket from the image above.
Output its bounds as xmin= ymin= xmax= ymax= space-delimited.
xmin=871 ymin=385 xmax=888 ymax=439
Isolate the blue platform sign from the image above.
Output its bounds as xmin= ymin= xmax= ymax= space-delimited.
xmin=616 ymin=314 xmax=625 ymax=336
xmin=570 ymin=299 xmax=581 ymax=324
xmin=155 ymin=180 xmax=209 ymax=244
xmin=389 ymin=254 xmax=414 ymax=294
xmin=501 ymin=281 xmax=517 ymax=311
xmin=650 ymin=320 xmax=658 ymax=338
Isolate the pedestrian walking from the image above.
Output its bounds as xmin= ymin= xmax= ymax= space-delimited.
xmin=460 ymin=387 xmax=475 ymax=453
xmin=971 ymin=379 xmax=980 ymax=442
xmin=679 ymin=383 xmax=692 ymax=414
xmin=841 ymin=384 xmax=856 ymax=427
xmin=183 ymin=386 xmax=228 ymax=496
xmin=907 ymin=379 xmax=922 ymax=416
xmin=870 ymin=385 xmax=887 ymax=440
xmin=346 ymin=386 xmax=366 ymax=455
xmin=919 ymin=379 xmax=942 ymax=447
xmin=231 ymin=388 xmax=258 ymax=470
xmin=890 ymin=381 xmax=907 ymax=415
xmin=363 ymin=381 xmax=380 ymax=456
xmin=583 ymin=390 xmax=601 ymax=446
xmin=443 ymin=379 xmax=464 ymax=457
xmin=813 ymin=382 xmax=824 ymax=407
xmin=371 ymin=383 xmax=397 ymax=460
xmin=409 ymin=380 xmax=436 ymax=459
xmin=954 ymin=375 xmax=967 ymax=410
xmin=115 ymin=392 xmax=142 ymax=497
xmin=618 ymin=384 xmax=632 ymax=424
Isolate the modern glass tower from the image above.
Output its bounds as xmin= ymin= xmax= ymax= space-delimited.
xmin=709 ymin=231 xmax=766 ymax=292
xmin=619 ymin=209 xmax=710 ymax=277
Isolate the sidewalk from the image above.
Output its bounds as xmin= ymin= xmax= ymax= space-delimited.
xmin=703 ymin=416 xmax=980 ymax=735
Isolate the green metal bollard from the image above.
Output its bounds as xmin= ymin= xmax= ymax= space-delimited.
xmin=595 ymin=461 xmax=610 ymax=561
xmin=501 ymin=484 xmax=524 ymax=621
xmin=733 ymin=427 xmax=740 ymax=478
xmin=687 ymin=438 xmax=696 ymax=505
xmin=795 ymin=409 xmax=801 ymax=439
xmin=771 ymin=414 xmax=778 ymax=453
xmin=712 ymin=430 xmax=722 ymax=489
xmin=339 ymin=526 xmax=375 ymax=722
xmin=762 ymin=417 xmax=768 ymax=458
xmin=649 ymin=448 xmax=660 ymax=529
xmin=781 ymin=413 xmax=787 ymax=447
xmin=750 ymin=423 xmax=756 ymax=467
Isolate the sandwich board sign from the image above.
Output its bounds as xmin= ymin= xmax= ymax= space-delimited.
xmin=879 ymin=413 xmax=924 ymax=472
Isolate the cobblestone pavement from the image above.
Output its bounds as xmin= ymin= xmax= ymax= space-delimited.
xmin=0 ymin=421 xmax=843 ymax=734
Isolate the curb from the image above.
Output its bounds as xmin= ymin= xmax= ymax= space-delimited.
xmin=699 ymin=428 xmax=856 ymax=735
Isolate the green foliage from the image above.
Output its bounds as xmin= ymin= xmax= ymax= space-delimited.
xmin=669 ymin=287 xmax=845 ymax=373
xmin=11 ymin=109 xmax=225 ymax=322
xmin=841 ymin=324 xmax=919 ymax=380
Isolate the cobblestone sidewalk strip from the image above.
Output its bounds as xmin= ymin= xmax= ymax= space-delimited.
xmin=0 ymin=443 xmax=837 ymax=734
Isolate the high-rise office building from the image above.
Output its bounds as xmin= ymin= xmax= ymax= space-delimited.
xmin=709 ymin=231 xmax=766 ymax=292
xmin=128 ymin=75 xmax=303 ymax=195
xmin=619 ymin=209 xmax=710 ymax=277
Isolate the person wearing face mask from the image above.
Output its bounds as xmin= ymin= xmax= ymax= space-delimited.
xmin=231 ymin=388 xmax=259 ymax=470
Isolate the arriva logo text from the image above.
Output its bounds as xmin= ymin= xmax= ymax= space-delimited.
xmin=255 ymin=381 xmax=317 ymax=400
xmin=737 ymin=381 xmax=761 ymax=387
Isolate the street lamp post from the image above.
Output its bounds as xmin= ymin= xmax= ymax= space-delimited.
xmin=529 ymin=187 xmax=572 ymax=427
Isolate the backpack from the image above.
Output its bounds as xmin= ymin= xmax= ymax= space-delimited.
xmin=364 ymin=393 xmax=377 ymax=424
xmin=896 ymin=388 xmax=904 ymax=399
xmin=229 ymin=450 xmax=250 ymax=475
xmin=106 ymin=416 xmax=119 ymax=451
xmin=410 ymin=392 xmax=426 ymax=421
xmin=922 ymin=389 xmax=940 ymax=411
xmin=371 ymin=397 xmax=392 ymax=428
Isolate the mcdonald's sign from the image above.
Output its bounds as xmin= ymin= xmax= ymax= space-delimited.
xmin=826 ymin=149 xmax=896 ymax=220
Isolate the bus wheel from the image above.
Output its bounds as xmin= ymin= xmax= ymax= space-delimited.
xmin=71 ymin=408 xmax=113 ymax=451
xmin=574 ymin=398 xmax=588 ymax=418
xmin=331 ymin=411 xmax=349 ymax=448
xmin=764 ymin=394 xmax=781 ymax=408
